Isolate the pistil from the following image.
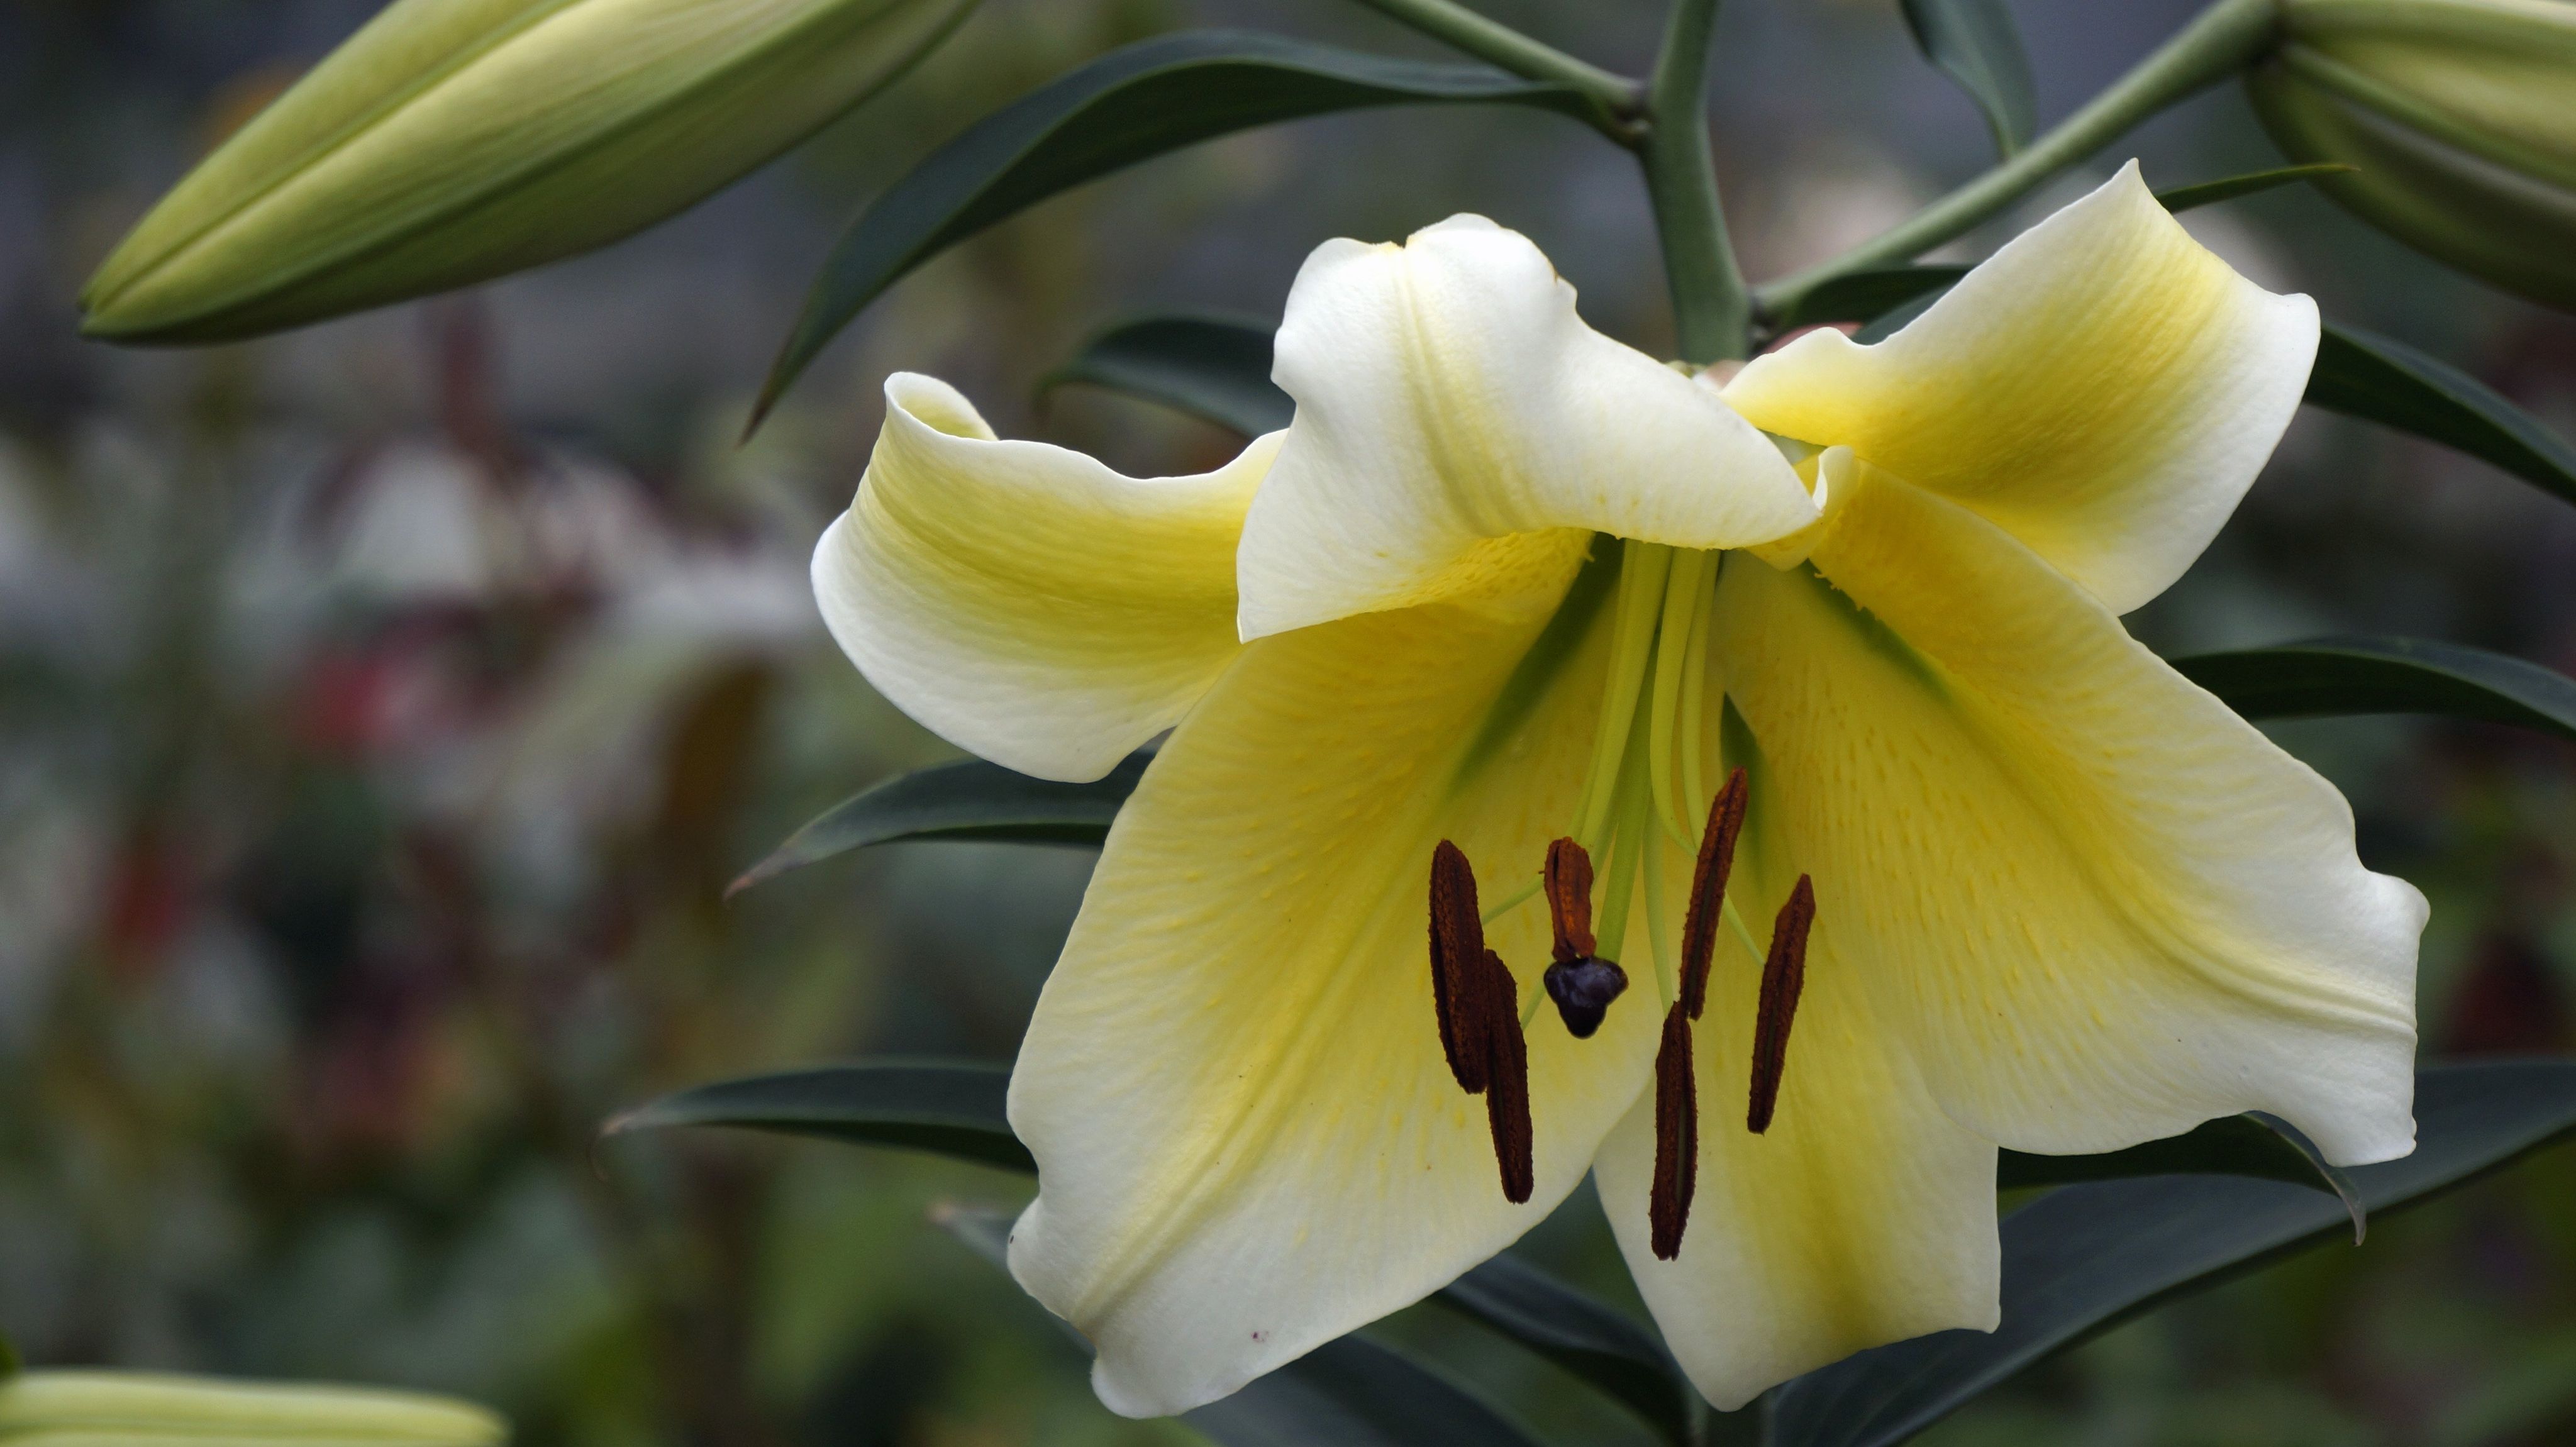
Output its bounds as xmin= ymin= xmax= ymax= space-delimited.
xmin=1540 ymin=838 xmax=1628 ymax=1038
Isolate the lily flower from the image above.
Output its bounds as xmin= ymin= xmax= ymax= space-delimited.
xmin=812 ymin=162 xmax=2424 ymax=1417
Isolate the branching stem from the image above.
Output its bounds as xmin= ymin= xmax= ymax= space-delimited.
xmin=1754 ymin=0 xmax=2280 ymax=323
xmin=1639 ymin=0 xmax=1746 ymax=362
xmin=1346 ymin=0 xmax=1644 ymax=117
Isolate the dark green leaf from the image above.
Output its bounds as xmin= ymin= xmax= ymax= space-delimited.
xmin=755 ymin=31 xmax=1601 ymax=422
xmin=2307 ymin=323 xmax=2576 ymax=508
xmin=2001 ymin=1112 xmax=2363 ymax=1243
xmin=1433 ymin=1253 xmax=1697 ymax=1446
xmin=2173 ymin=636 xmax=2576 ymax=743
xmin=1899 ymin=0 xmax=2036 ymax=159
xmin=604 ymin=1060 xmax=1031 ymax=1171
xmin=1040 ymin=314 xmax=1289 ymax=436
xmin=1764 ymin=266 xmax=1966 ymax=335
xmin=729 ymin=752 xmax=1147 ymax=896
xmin=1769 ymin=1060 xmax=2576 ymax=1447
xmin=937 ymin=1207 xmax=1546 ymax=1447
xmin=2150 ymin=162 xmax=2357 ymax=214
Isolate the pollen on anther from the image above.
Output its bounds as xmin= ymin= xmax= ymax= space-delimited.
xmin=1747 ymin=875 xmax=1816 ymax=1135
xmin=1649 ymin=1001 xmax=1697 ymax=1260
xmin=1427 ymin=841 xmax=1534 ymax=1202
xmin=1678 ymin=769 xmax=1749 ymax=1021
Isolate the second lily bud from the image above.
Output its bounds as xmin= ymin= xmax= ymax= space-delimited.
xmin=81 ymin=0 xmax=977 ymax=343
xmin=2248 ymin=0 xmax=2576 ymax=310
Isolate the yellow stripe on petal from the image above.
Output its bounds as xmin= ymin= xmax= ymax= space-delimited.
xmin=1006 ymin=532 xmax=1665 ymax=1417
xmin=1726 ymin=162 xmax=2318 ymax=614
xmin=813 ymin=373 xmax=1275 ymax=782
xmin=1238 ymin=216 xmax=1818 ymax=640
xmin=1714 ymin=460 xmax=2421 ymax=1167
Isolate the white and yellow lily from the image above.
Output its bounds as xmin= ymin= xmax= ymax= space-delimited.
xmin=812 ymin=162 xmax=2424 ymax=1417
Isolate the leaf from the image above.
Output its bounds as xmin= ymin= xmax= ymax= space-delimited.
xmin=2172 ymin=636 xmax=2576 ymax=743
xmin=2150 ymin=162 xmax=2357 ymax=215
xmin=936 ymin=1207 xmax=1548 ymax=1447
xmin=1433 ymin=1253 xmax=1698 ymax=1446
xmin=603 ymin=1060 xmax=1031 ymax=1171
xmin=1768 ymin=1060 xmax=2576 ymax=1447
xmin=755 ymin=31 xmax=1601 ymax=422
xmin=2306 ymin=323 xmax=2576 ymax=508
xmin=728 ymin=751 xmax=1148 ymax=896
xmin=2001 ymin=1112 xmax=2365 ymax=1244
xmin=1040 ymin=314 xmax=1291 ymax=436
xmin=1899 ymin=0 xmax=2037 ymax=159
xmin=1763 ymin=266 xmax=1966 ymax=335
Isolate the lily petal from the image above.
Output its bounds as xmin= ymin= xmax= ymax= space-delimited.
xmin=813 ymin=374 xmax=1277 ymax=782
xmin=1713 ymin=457 xmax=2421 ymax=1167
xmin=1726 ymin=162 xmax=2318 ymax=614
xmin=1595 ymin=855 xmax=1999 ymax=1410
xmin=1238 ymin=215 xmax=1817 ymax=640
xmin=1008 ymin=536 xmax=1664 ymax=1416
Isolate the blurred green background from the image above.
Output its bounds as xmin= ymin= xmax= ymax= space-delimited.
xmin=3 ymin=1 xmax=2573 ymax=1443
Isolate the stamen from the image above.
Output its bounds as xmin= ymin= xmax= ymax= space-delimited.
xmin=1647 ymin=549 xmax=1711 ymax=850
xmin=1428 ymin=842 xmax=1535 ymax=1200
xmin=1650 ymin=1001 xmax=1697 ymax=1260
xmin=1677 ymin=768 xmax=1750 ymax=1021
xmin=1428 ymin=840 xmax=1491 ymax=1094
xmin=1575 ymin=541 xmax=1672 ymax=851
xmin=1678 ymin=558 xmax=1719 ymax=823
xmin=1747 ymin=875 xmax=1816 ymax=1134
xmin=1481 ymin=947 xmax=1535 ymax=1204
xmin=1541 ymin=837 xmax=1628 ymax=1038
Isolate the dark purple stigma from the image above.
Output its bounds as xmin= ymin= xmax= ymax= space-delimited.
xmin=1542 ymin=955 xmax=1628 ymax=1039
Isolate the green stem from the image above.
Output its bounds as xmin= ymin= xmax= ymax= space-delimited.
xmin=1638 ymin=0 xmax=1748 ymax=362
xmin=1753 ymin=0 xmax=2280 ymax=323
xmin=1346 ymin=0 xmax=1643 ymax=118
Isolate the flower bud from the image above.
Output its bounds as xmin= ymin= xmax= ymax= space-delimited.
xmin=0 ymin=1369 xmax=508 ymax=1443
xmin=80 ymin=0 xmax=975 ymax=343
xmin=2248 ymin=0 xmax=2576 ymax=309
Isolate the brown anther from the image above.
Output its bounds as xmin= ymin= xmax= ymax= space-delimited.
xmin=1649 ymin=1001 xmax=1697 ymax=1260
xmin=1542 ymin=837 xmax=1596 ymax=961
xmin=1481 ymin=948 xmax=1535 ymax=1204
xmin=1429 ymin=840 xmax=1491 ymax=1094
xmin=1746 ymin=875 xmax=1816 ymax=1135
xmin=1428 ymin=842 xmax=1535 ymax=1202
xmin=1677 ymin=768 xmax=1748 ymax=1021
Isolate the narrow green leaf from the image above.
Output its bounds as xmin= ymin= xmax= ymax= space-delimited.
xmin=2174 ymin=636 xmax=2576 ymax=743
xmin=1768 ymin=1060 xmax=2576 ymax=1447
xmin=2150 ymin=161 xmax=2357 ymax=214
xmin=937 ymin=1207 xmax=1547 ymax=1447
xmin=1899 ymin=0 xmax=2038 ymax=159
xmin=755 ymin=31 xmax=1600 ymax=423
xmin=603 ymin=1060 xmax=1031 ymax=1171
xmin=1763 ymin=266 xmax=1965 ymax=335
xmin=728 ymin=751 xmax=1148 ymax=896
xmin=2307 ymin=323 xmax=2576 ymax=507
xmin=2001 ymin=1112 xmax=2364 ymax=1243
xmin=1433 ymin=1253 xmax=1697 ymax=1446
xmin=1040 ymin=314 xmax=1289 ymax=436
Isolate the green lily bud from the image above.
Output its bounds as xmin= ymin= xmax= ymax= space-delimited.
xmin=2248 ymin=0 xmax=2576 ymax=309
xmin=0 ymin=1369 xmax=507 ymax=1444
xmin=80 ymin=0 xmax=976 ymax=344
